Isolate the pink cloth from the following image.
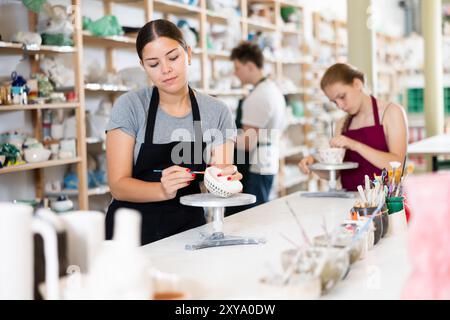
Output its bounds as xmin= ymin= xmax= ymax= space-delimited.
xmin=402 ymin=172 xmax=450 ymax=299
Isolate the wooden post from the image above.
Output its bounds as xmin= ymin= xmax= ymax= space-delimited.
xmin=72 ymin=0 xmax=88 ymax=210
xmin=199 ymin=0 xmax=209 ymax=90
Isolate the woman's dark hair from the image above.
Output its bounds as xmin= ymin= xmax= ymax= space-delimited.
xmin=136 ymin=19 xmax=188 ymax=60
xmin=320 ymin=63 xmax=365 ymax=91
xmin=230 ymin=41 xmax=264 ymax=69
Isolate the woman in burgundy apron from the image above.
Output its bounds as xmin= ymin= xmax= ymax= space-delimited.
xmin=299 ymin=63 xmax=408 ymax=191
xmin=340 ymin=96 xmax=389 ymax=191
xmin=105 ymin=20 xmax=241 ymax=245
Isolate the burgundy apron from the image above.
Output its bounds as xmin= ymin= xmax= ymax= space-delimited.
xmin=341 ymin=96 xmax=389 ymax=191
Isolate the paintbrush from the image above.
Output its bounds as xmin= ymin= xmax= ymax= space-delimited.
xmin=389 ymin=161 xmax=401 ymax=196
xmin=357 ymin=185 xmax=368 ymax=206
xmin=286 ymin=200 xmax=311 ymax=246
xmin=153 ymin=169 xmax=205 ymax=174
xmin=400 ymin=155 xmax=407 ymax=180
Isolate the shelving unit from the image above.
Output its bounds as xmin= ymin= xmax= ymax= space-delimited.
xmin=0 ymin=0 xmax=89 ymax=209
xmin=376 ymin=33 xmax=404 ymax=103
xmin=0 ymin=158 xmax=82 ymax=175
xmin=0 ymin=102 xmax=80 ymax=112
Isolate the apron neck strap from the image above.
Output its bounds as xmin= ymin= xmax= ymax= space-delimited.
xmin=346 ymin=95 xmax=380 ymax=130
xmin=144 ymin=86 xmax=202 ymax=144
xmin=371 ymin=95 xmax=381 ymax=126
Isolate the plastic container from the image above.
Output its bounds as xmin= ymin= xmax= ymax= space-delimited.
xmin=387 ymin=197 xmax=404 ymax=214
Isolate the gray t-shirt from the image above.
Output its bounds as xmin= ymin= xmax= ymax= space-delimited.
xmin=106 ymin=87 xmax=237 ymax=164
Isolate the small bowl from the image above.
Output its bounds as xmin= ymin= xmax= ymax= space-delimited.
xmin=354 ymin=207 xmax=383 ymax=245
xmin=24 ymin=148 xmax=51 ymax=163
xmin=51 ymin=199 xmax=74 ymax=213
xmin=318 ymin=148 xmax=346 ymax=164
xmin=281 ymin=247 xmax=350 ymax=293
xmin=313 ymin=231 xmax=365 ymax=265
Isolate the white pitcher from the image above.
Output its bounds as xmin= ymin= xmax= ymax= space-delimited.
xmin=0 ymin=203 xmax=60 ymax=300
xmin=58 ymin=211 xmax=105 ymax=274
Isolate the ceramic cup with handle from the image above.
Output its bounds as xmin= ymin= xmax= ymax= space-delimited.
xmin=0 ymin=202 xmax=60 ymax=300
xmin=58 ymin=211 xmax=105 ymax=274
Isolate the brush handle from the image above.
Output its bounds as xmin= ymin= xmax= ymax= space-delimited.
xmin=357 ymin=185 xmax=368 ymax=205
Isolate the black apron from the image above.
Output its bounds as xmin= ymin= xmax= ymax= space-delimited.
xmin=105 ymin=87 xmax=207 ymax=245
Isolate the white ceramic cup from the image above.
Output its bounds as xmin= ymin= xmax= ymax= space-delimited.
xmin=51 ymin=124 xmax=64 ymax=140
xmin=58 ymin=211 xmax=105 ymax=274
xmin=386 ymin=209 xmax=408 ymax=236
xmin=0 ymin=203 xmax=34 ymax=299
xmin=0 ymin=203 xmax=60 ymax=300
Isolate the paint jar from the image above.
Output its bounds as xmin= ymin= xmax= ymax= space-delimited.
xmin=386 ymin=197 xmax=408 ymax=236
xmin=386 ymin=197 xmax=404 ymax=215
xmin=353 ymin=207 xmax=383 ymax=245
xmin=0 ymin=86 xmax=12 ymax=105
xmin=11 ymin=86 xmax=22 ymax=105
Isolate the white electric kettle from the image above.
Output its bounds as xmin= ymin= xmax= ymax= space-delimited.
xmin=0 ymin=202 xmax=60 ymax=300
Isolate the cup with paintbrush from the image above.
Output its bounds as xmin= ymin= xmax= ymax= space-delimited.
xmin=352 ymin=181 xmax=386 ymax=245
xmin=385 ymin=162 xmax=414 ymax=236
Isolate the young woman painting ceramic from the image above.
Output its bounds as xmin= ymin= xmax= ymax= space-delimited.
xmin=105 ymin=19 xmax=241 ymax=245
xmin=299 ymin=63 xmax=408 ymax=191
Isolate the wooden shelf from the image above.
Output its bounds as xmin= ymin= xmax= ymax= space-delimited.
xmin=86 ymin=137 xmax=105 ymax=144
xmin=282 ymin=59 xmax=310 ymax=65
xmin=0 ymin=41 xmax=76 ymax=55
xmin=82 ymin=32 xmax=136 ymax=48
xmin=245 ymin=19 xmax=278 ymax=32
xmin=278 ymin=0 xmax=304 ymax=9
xmin=191 ymin=47 xmax=203 ymax=55
xmin=46 ymin=185 xmax=110 ymax=197
xmin=85 ymin=83 xmax=131 ymax=92
xmin=281 ymin=27 xmax=302 ymax=35
xmin=208 ymin=50 xmax=231 ymax=60
xmin=0 ymin=158 xmax=82 ymax=175
xmin=204 ymin=89 xmax=248 ymax=96
xmin=154 ymin=0 xmax=201 ymax=15
xmin=104 ymin=0 xmax=203 ymax=14
xmin=0 ymin=102 xmax=79 ymax=112
xmin=102 ymin=0 xmax=142 ymax=4
xmin=206 ymin=11 xmax=229 ymax=25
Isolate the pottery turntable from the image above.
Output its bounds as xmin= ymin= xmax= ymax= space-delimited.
xmin=180 ymin=167 xmax=265 ymax=250
xmin=302 ymin=162 xmax=359 ymax=198
xmin=180 ymin=193 xmax=266 ymax=250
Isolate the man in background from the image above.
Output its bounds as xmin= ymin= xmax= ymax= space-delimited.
xmin=227 ymin=41 xmax=286 ymax=215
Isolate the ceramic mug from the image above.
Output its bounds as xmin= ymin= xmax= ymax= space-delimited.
xmin=58 ymin=211 xmax=105 ymax=274
xmin=51 ymin=124 xmax=64 ymax=140
xmin=0 ymin=203 xmax=60 ymax=300
xmin=60 ymin=139 xmax=76 ymax=158
xmin=386 ymin=209 xmax=408 ymax=237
